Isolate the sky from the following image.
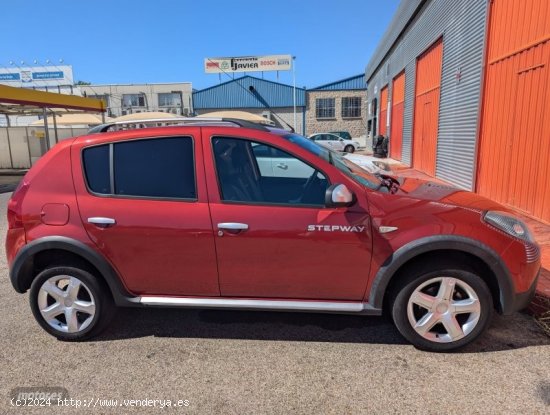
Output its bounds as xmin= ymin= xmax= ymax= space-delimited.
xmin=2 ymin=0 xmax=400 ymax=90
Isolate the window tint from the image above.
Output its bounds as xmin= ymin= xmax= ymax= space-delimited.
xmin=83 ymin=145 xmax=110 ymax=194
xmin=82 ymin=137 xmax=196 ymax=199
xmin=114 ymin=137 xmax=196 ymax=199
xmin=213 ymin=137 xmax=328 ymax=206
xmin=251 ymin=143 xmax=272 ymax=158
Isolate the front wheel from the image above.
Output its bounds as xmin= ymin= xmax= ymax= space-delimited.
xmin=29 ymin=266 xmax=115 ymax=341
xmin=344 ymin=145 xmax=355 ymax=153
xmin=391 ymin=269 xmax=493 ymax=352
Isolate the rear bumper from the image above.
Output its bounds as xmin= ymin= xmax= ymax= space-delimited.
xmin=510 ymin=269 xmax=539 ymax=313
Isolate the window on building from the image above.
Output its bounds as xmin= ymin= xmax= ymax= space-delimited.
xmin=315 ymin=98 xmax=335 ymax=119
xmin=122 ymin=93 xmax=146 ymax=107
xmin=158 ymin=92 xmax=182 ymax=107
xmin=342 ymin=97 xmax=362 ymax=118
xmin=82 ymin=137 xmax=196 ymax=199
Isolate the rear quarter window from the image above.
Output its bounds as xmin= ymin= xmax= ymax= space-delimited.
xmin=83 ymin=145 xmax=110 ymax=194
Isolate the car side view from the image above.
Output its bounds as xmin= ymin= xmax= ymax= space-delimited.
xmin=308 ymin=132 xmax=363 ymax=153
xmin=5 ymin=118 xmax=540 ymax=351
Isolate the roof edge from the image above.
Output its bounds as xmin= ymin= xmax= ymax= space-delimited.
xmin=364 ymin=0 xmax=426 ymax=81
xmin=309 ymin=74 xmax=366 ymax=91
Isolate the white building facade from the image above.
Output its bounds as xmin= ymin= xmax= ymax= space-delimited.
xmin=80 ymin=83 xmax=193 ymax=118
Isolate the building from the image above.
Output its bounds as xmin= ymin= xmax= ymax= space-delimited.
xmin=80 ymin=83 xmax=193 ymax=118
xmin=193 ymin=76 xmax=306 ymax=134
xmin=306 ymin=74 xmax=366 ymax=138
xmin=365 ymin=0 xmax=550 ymax=223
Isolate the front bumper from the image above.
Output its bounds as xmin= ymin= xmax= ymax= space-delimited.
xmin=510 ymin=269 xmax=540 ymax=312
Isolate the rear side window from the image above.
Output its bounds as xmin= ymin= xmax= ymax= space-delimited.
xmin=82 ymin=137 xmax=196 ymax=200
xmin=83 ymin=145 xmax=110 ymax=194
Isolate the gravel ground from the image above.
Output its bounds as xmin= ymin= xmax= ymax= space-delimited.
xmin=0 ymin=191 xmax=549 ymax=414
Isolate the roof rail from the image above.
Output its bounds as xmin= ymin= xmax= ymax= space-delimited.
xmin=87 ymin=117 xmax=271 ymax=134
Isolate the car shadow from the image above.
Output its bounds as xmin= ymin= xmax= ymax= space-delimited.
xmin=95 ymin=307 xmax=550 ymax=353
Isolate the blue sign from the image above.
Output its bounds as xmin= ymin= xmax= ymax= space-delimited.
xmin=32 ymin=71 xmax=64 ymax=80
xmin=0 ymin=73 xmax=20 ymax=81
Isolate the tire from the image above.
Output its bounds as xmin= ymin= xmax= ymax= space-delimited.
xmin=29 ymin=266 xmax=115 ymax=341
xmin=344 ymin=145 xmax=355 ymax=153
xmin=391 ymin=268 xmax=493 ymax=352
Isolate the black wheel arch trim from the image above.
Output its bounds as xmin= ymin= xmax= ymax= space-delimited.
xmin=368 ymin=235 xmax=516 ymax=315
xmin=9 ymin=236 xmax=136 ymax=306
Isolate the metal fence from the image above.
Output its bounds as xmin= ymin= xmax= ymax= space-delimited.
xmin=0 ymin=127 xmax=89 ymax=169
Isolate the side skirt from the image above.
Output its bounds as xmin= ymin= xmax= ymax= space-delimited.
xmin=133 ymin=296 xmax=382 ymax=316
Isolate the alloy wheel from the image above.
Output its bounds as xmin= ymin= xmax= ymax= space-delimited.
xmin=407 ymin=276 xmax=481 ymax=343
xmin=37 ymin=275 xmax=96 ymax=334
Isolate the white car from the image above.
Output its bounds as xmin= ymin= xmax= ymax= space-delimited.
xmin=252 ymin=142 xmax=390 ymax=178
xmin=308 ymin=133 xmax=363 ymax=153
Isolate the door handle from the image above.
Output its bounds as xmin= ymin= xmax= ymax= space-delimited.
xmin=276 ymin=163 xmax=288 ymax=170
xmin=217 ymin=223 xmax=248 ymax=235
xmin=88 ymin=217 xmax=116 ymax=228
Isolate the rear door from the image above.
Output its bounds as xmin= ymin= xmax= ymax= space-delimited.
xmin=71 ymin=130 xmax=219 ymax=296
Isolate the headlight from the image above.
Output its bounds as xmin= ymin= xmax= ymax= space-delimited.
xmin=483 ymin=211 xmax=535 ymax=243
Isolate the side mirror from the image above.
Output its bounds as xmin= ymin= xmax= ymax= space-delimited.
xmin=325 ymin=184 xmax=355 ymax=208
xmin=339 ymin=138 xmax=344 ymax=142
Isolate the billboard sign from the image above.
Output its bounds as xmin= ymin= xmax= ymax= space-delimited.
xmin=0 ymin=65 xmax=74 ymax=87
xmin=205 ymin=55 xmax=292 ymax=74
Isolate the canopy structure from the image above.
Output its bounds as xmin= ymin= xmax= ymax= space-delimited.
xmin=0 ymin=84 xmax=106 ymax=116
xmin=0 ymin=84 xmax=106 ymax=150
xmin=114 ymin=111 xmax=178 ymax=121
xmin=30 ymin=113 xmax=111 ymax=126
xmin=197 ymin=110 xmax=275 ymax=126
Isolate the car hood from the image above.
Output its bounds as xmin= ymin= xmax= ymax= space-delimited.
xmin=391 ymin=176 xmax=509 ymax=212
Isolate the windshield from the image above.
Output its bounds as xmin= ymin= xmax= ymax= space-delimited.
xmin=281 ymin=133 xmax=382 ymax=190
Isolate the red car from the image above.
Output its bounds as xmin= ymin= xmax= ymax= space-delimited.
xmin=5 ymin=119 xmax=540 ymax=351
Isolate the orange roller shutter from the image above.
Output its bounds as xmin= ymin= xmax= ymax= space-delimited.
xmin=412 ymin=38 xmax=443 ymax=177
xmin=390 ymin=71 xmax=405 ymax=160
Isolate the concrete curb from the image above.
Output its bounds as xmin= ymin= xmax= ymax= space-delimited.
xmin=0 ymin=170 xmax=27 ymax=176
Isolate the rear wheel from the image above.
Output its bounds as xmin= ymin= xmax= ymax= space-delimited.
xmin=30 ymin=267 xmax=115 ymax=341
xmin=391 ymin=268 xmax=493 ymax=352
xmin=344 ymin=145 xmax=355 ymax=153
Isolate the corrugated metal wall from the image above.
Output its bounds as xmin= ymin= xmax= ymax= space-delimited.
xmin=390 ymin=71 xmax=405 ymax=160
xmin=365 ymin=0 xmax=488 ymax=189
xmin=379 ymin=86 xmax=388 ymax=136
xmin=477 ymin=0 xmax=550 ymax=222
xmin=193 ymin=76 xmax=305 ymax=109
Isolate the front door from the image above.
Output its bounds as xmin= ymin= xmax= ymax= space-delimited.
xmin=204 ymin=133 xmax=372 ymax=301
xmin=72 ymin=131 xmax=219 ymax=297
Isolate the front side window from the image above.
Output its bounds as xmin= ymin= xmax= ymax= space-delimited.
xmin=122 ymin=93 xmax=146 ymax=107
xmin=82 ymin=137 xmax=196 ymax=199
xmin=279 ymin=133 xmax=382 ymax=190
xmin=213 ymin=137 xmax=328 ymax=206
xmin=315 ymin=98 xmax=335 ymax=119
xmin=342 ymin=97 xmax=362 ymax=118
